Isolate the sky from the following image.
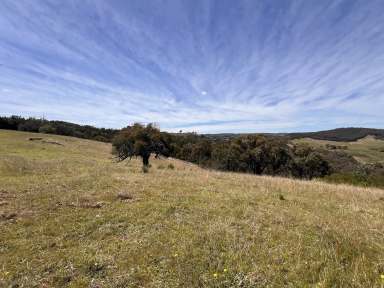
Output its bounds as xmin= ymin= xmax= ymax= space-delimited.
xmin=0 ymin=0 xmax=384 ymax=133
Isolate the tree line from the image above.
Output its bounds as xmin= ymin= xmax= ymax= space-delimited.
xmin=0 ymin=115 xmax=118 ymax=142
xmin=113 ymin=123 xmax=330 ymax=179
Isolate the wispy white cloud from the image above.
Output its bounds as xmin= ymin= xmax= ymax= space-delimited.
xmin=0 ymin=0 xmax=383 ymax=133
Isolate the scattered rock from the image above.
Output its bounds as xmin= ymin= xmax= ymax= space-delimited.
xmin=117 ymin=192 xmax=133 ymax=201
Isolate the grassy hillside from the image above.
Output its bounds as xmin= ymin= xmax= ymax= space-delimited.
xmin=1 ymin=130 xmax=384 ymax=287
xmin=293 ymin=136 xmax=384 ymax=164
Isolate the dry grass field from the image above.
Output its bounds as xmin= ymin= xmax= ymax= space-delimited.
xmin=293 ymin=136 xmax=384 ymax=164
xmin=1 ymin=130 xmax=384 ymax=287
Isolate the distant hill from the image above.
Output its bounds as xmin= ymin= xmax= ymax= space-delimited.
xmin=287 ymin=127 xmax=384 ymax=142
xmin=204 ymin=128 xmax=384 ymax=142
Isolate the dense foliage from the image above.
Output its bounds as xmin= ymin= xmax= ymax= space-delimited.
xmin=112 ymin=123 xmax=170 ymax=166
xmin=0 ymin=115 xmax=117 ymax=142
xmin=167 ymin=133 xmax=330 ymax=179
xmin=112 ymin=125 xmax=331 ymax=179
xmin=112 ymin=124 xmax=382 ymax=183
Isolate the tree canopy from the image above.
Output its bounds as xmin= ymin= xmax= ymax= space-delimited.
xmin=112 ymin=123 xmax=170 ymax=166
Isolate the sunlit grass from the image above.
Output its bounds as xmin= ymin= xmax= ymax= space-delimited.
xmin=293 ymin=136 xmax=384 ymax=164
xmin=1 ymin=130 xmax=384 ymax=287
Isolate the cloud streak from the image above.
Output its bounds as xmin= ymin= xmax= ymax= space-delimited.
xmin=0 ymin=0 xmax=383 ymax=132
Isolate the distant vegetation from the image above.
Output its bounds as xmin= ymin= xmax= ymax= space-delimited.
xmin=166 ymin=131 xmax=330 ymax=179
xmin=113 ymin=124 xmax=330 ymax=179
xmin=0 ymin=115 xmax=117 ymax=142
xmin=293 ymin=137 xmax=384 ymax=189
xmin=2 ymin=116 xmax=383 ymax=187
xmin=112 ymin=124 xmax=384 ymax=186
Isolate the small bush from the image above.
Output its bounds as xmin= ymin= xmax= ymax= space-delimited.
xmin=38 ymin=124 xmax=56 ymax=134
xmin=167 ymin=163 xmax=175 ymax=170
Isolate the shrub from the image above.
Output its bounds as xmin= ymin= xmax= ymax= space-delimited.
xmin=38 ymin=124 xmax=56 ymax=134
xmin=167 ymin=163 xmax=175 ymax=170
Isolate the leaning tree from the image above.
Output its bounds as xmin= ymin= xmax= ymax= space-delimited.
xmin=112 ymin=123 xmax=170 ymax=167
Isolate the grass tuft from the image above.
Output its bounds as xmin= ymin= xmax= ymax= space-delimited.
xmin=168 ymin=163 xmax=175 ymax=170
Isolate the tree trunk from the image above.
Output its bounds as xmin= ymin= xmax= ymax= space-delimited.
xmin=142 ymin=153 xmax=150 ymax=166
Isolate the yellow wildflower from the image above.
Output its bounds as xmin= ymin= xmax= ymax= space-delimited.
xmin=381 ymin=274 xmax=384 ymax=280
xmin=223 ymin=268 xmax=228 ymax=273
xmin=213 ymin=273 xmax=218 ymax=278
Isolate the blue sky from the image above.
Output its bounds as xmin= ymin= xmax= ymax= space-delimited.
xmin=0 ymin=0 xmax=383 ymax=133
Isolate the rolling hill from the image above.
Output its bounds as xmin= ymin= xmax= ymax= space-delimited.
xmin=1 ymin=130 xmax=384 ymax=287
xmin=293 ymin=136 xmax=384 ymax=164
xmin=205 ymin=128 xmax=384 ymax=142
xmin=287 ymin=127 xmax=384 ymax=142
